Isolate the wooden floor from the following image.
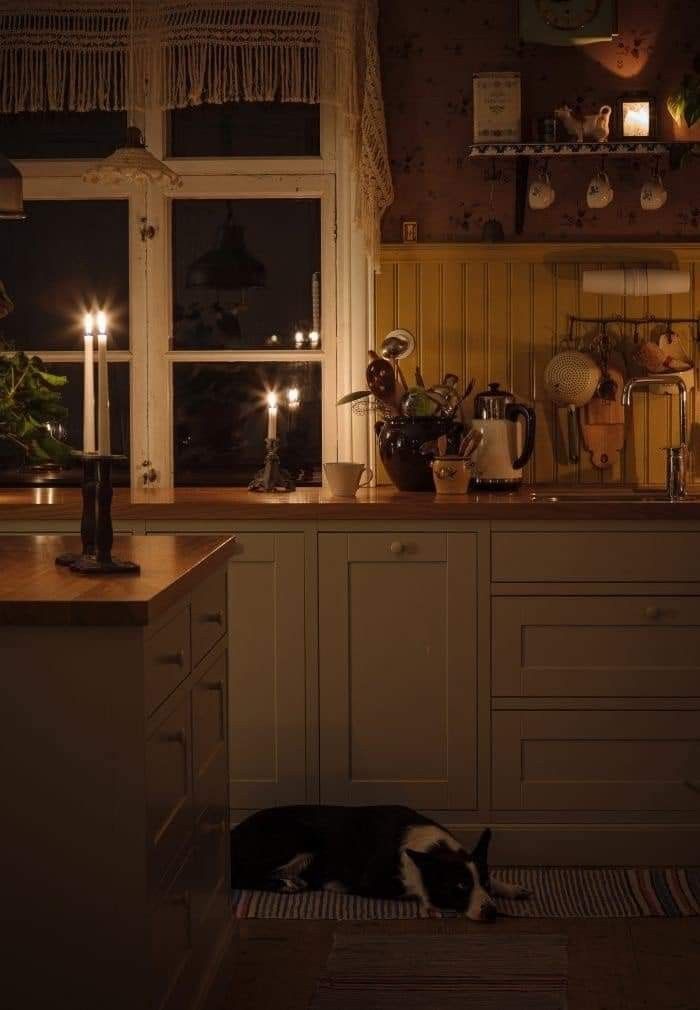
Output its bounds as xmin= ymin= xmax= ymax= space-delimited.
xmin=206 ymin=916 xmax=700 ymax=1010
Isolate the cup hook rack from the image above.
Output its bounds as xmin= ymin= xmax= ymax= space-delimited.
xmin=567 ymin=314 xmax=700 ymax=344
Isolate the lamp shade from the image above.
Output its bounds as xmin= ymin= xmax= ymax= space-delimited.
xmin=0 ymin=154 xmax=26 ymax=220
xmin=83 ymin=127 xmax=182 ymax=189
xmin=582 ymin=268 xmax=690 ymax=297
xmin=186 ymin=212 xmax=266 ymax=291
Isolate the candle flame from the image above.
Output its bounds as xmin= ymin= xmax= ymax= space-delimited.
xmin=97 ymin=310 xmax=107 ymax=335
xmin=266 ymin=391 xmax=278 ymax=409
xmin=308 ymin=330 xmax=320 ymax=347
xmin=294 ymin=330 xmax=305 ymax=346
xmin=288 ymin=386 xmax=300 ymax=405
xmin=83 ymin=312 xmax=94 ymax=335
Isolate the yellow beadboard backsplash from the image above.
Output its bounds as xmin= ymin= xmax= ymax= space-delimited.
xmin=375 ymin=243 xmax=700 ymax=487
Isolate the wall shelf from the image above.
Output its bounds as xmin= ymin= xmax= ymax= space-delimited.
xmin=466 ymin=141 xmax=698 ymax=235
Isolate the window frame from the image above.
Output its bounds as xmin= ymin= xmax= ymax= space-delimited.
xmin=3 ymin=88 xmax=367 ymax=488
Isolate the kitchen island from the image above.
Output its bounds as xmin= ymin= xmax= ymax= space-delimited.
xmin=2 ymin=490 xmax=700 ymax=873
xmin=1 ymin=535 xmax=237 ymax=1010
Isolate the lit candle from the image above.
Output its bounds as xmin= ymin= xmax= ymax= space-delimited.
xmin=288 ymin=386 xmax=300 ymax=409
xmin=308 ymin=330 xmax=320 ymax=349
xmin=266 ymin=391 xmax=278 ymax=440
xmin=83 ymin=312 xmax=96 ymax=453
xmin=96 ymin=310 xmax=111 ymax=455
xmin=294 ymin=329 xmax=305 ymax=349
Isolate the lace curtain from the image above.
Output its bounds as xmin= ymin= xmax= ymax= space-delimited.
xmin=0 ymin=0 xmax=393 ymax=258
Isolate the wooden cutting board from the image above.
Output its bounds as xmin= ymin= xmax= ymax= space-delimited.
xmin=581 ymin=364 xmax=625 ymax=470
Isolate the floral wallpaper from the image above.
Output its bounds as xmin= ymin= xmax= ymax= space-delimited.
xmin=379 ymin=0 xmax=700 ymax=242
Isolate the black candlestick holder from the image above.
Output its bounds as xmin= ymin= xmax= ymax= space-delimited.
xmin=55 ymin=454 xmax=98 ymax=566
xmin=58 ymin=453 xmax=140 ymax=576
xmin=248 ymin=437 xmax=296 ymax=493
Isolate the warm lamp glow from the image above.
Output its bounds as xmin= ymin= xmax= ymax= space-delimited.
xmin=622 ymin=100 xmax=651 ymax=137
xmin=97 ymin=310 xmax=108 ymax=335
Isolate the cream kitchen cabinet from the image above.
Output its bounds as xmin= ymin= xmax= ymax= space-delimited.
xmin=318 ymin=531 xmax=478 ymax=810
xmin=227 ymin=532 xmax=307 ymax=813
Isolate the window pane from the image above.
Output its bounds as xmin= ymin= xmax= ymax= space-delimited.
xmin=172 ymin=199 xmax=320 ymax=350
xmin=174 ymin=362 xmax=321 ymax=486
xmin=0 ymin=362 xmax=130 ymax=487
xmin=0 ymin=200 xmax=130 ymax=350
xmin=0 ymin=110 xmax=126 ymax=159
xmin=169 ymin=102 xmax=320 ymax=157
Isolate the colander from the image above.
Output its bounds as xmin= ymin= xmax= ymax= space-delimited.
xmin=544 ymin=350 xmax=601 ymax=463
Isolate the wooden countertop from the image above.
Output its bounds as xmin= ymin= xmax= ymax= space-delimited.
xmin=2 ymin=485 xmax=700 ymax=520
xmin=0 ymin=535 xmax=237 ymax=626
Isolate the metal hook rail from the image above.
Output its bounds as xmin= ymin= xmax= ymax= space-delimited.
xmin=567 ymin=314 xmax=700 ymax=343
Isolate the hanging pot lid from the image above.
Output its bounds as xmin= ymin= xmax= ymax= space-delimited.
xmin=0 ymin=154 xmax=26 ymax=220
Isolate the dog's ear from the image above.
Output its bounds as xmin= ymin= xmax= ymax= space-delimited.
xmin=470 ymin=828 xmax=492 ymax=866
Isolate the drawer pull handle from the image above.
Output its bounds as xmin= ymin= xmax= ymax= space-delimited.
xmin=205 ymin=680 xmax=224 ymax=693
xmin=389 ymin=541 xmax=405 ymax=555
xmin=644 ymin=606 xmax=662 ymax=620
xmin=163 ymin=729 xmax=187 ymax=748
xmin=159 ymin=650 xmax=185 ymax=667
xmin=683 ymin=779 xmax=700 ymax=795
xmin=201 ymin=611 xmax=224 ymax=625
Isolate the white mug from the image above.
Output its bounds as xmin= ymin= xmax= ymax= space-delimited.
xmin=528 ymin=168 xmax=555 ymax=210
xmin=324 ymin=461 xmax=373 ymax=497
xmin=640 ymin=173 xmax=667 ymax=211
xmin=586 ymin=170 xmax=614 ymax=209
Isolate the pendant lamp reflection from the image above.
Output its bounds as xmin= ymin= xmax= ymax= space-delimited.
xmin=83 ymin=126 xmax=182 ymax=189
xmin=186 ymin=207 xmax=266 ymax=292
xmin=0 ymin=154 xmax=26 ymax=220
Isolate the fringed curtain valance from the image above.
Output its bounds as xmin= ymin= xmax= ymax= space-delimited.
xmin=0 ymin=0 xmax=393 ymax=258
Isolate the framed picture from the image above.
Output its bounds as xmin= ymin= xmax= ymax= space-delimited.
xmin=473 ymin=72 xmax=522 ymax=143
xmin=518 ymin=0 xmax=618 ymax=46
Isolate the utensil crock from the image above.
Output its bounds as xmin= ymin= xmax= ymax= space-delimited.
xmin=376 ymin=416 xmax=463 ymax=492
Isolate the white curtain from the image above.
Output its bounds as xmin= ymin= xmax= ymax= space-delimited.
xmin=0 ymin=0 xmax=393 ymax=257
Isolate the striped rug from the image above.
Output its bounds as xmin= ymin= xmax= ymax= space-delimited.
xmin=232 ymin=867 xmax=700 ymax=919
xmin=309 ymin=932 xmax=567 ymax=1009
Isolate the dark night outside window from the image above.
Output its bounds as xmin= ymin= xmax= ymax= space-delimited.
xmin=0 ymin=200 xmax=130 ymax=350
xmin=174 ymin=362 xmax=321 ymax=487
xmin=0 ymin=110 xmax=127 ymax=160
xmin=0 ymin=363 xmax=130 ymax=486
xmin=169 ymin=101 xmax=320 ymax=158
xmin=172 ymin=199 xmax=320 ymax=350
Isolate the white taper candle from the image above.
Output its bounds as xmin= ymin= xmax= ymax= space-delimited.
xmin=96 ymin=311 xmax=111 ymax=455
xmin=83 ymin=313 xmax=95 ymax=453
xmin=266 ymin=391 xmax=278 ymax=440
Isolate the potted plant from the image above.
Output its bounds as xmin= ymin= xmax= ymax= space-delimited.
xmin=0 ymin=344 xmax=73 ymax=468
xmin=667 ymin=56 xmax=700 ymax=134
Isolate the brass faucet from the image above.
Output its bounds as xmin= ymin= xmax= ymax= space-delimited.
xmin=622 ymin=375 xmax=689 ymax=499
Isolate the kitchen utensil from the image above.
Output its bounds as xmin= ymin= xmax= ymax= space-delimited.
xmin=396 ymin=362 xmax=409 ymax=393
xmin=429 ymin=373 xmax=461 ymax=413
xmin=415 ymin=367 xmax=426 ymax=388
xmin=543 ymin=351 xmax=601 ymax=464
xmin=337 ymin=389 xmax=372 ymax=406
xmin=469 ymin=383 xmax=536 ymax=491
xmin=445 ymin=378 xmax=476 ymax=420
xmin=367 ymin=356 xmax=400 ymax=413
xmin=400 ymin=387 xmax=441 ymax=417
xmin=458 ymin=428 xmax=483 ymax=459
xmin=376 ymin=415 xmax=463 ymax=491
xmin=380 ymin=328 xmax=416 ymax=361
xmin=437 ymin=435 xmax=448 ymax=457
xmin=581 ymin=363 xmax=625 ymax=470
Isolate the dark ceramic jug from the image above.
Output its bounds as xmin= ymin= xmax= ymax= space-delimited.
xmin=376 ymin=416 xmax=464 ymax=492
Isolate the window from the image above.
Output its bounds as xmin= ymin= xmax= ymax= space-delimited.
xmin=0 ymin=81 xmax=363 ymax=488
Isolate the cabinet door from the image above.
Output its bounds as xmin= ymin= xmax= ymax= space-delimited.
xmin=228 ymin=533 xmax=306 ymax=810
xmin=319 ymin=532 xmax=477 ymax=810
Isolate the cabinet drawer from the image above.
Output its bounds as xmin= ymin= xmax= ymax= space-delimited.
xmin=347 ymin=532 xmax=447 ymax=563
xmin=145 ymin=610 xmax=191 ymax=716
xmin=492 ymin=531 xmax=700 ymax=582
xmin=493 ymin=710 xmax=700 ymax=812
xmin=191 ymin=570 xmax=227 ymax=668
xmin=147 ymin=698 xmax=194 ymax=885
xmin=493 ymin=596 xmax=700 ymax=697
xmin=150 ymin=851 xmax=195 ymax=1010
xmin=192 ymin=650 xmax=228 ymax=818
xmin=191 ymin=810 xmax=228 ymax=931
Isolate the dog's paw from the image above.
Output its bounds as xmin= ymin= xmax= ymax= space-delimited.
xmin=512 ymin=885 xmax=533 ymax=900
xmin=277 ymin=877 xmax=307 ymax=893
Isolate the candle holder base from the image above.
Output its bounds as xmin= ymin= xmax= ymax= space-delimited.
xmin=70 ymin=556 xmax=141 ymax=575
xmin=248 ymin=438 xmax=296 ymax=493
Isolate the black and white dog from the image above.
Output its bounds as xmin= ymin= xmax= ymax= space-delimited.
xmin=231 ymin=805 xmax=531 ymax=921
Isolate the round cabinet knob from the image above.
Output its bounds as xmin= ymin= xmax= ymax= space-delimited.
xmin=202 ymin=611 xmax=224 ymax=625
xmin=161 ymin=649 xmax=185 ymax=666
xmin=644 ymin=606 xmax=662 ymax=620
xmin=389 ymin=541 xmax=405 ymax=555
